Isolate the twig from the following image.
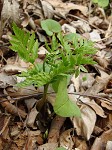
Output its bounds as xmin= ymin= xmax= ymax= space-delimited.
xmin=0 ymin=92 xmax=111 ymax=104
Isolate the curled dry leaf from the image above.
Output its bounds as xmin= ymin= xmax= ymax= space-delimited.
xmin=101 ymin=101 xmax=112 ymax=110
xmin=62 ymin=24 xmax=76 ymax=33
xmin=26 ymin=105 xmax=39 ymax=129
xmin=71 ymin=20 xmax=91 ymax=33
xmin=85 ymin=74 xmax=112 ymax=95
xmin=59 ymin=129 xmax=74 ymax=150
xmin=79 ymin=97 xmax=106 ymax=118
xmin=71 ymin=104 xmax=96 ymax=140
xmin=40 ymin=0 xmax=54 ymax=19
xmin=0 ymin=72 xmax=16 ymax=88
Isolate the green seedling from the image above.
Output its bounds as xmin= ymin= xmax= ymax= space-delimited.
xmin=9 ymin=19 xmax=97 ymax=117
xmin=92 ymin=0 xmax=109 ymax=7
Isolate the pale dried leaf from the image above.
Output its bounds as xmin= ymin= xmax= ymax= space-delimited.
xmin=26 ymin=105 xmax=39 ymax=129
xmin=1 ymin=0 xmax=20 ymax=28
xmin=71 ymin=73 xmax=95 ymax=92
xmin=0 ymin=72 xmax=16 ymax=88
xmin=79 ymin=97 xmax=106 ymax=118
xmin=1 ymin=64 xmax=27 ymax=73
xmin=60 ymin=129 xmax=74 ymax=150
xmin=101 ymin=101 xmax=112 ymax=110
xmin=41 ymin=0 xmax=54 ymax=18
xmin=62 ymin=24 xmax=76 ymax=33
xmin=25 ymin=98 xmax=37 ymax=111
xmin=38 ymin=143 xmax=58 ymax=150
xmin=71 ymin=20 xmax=91 ymax=33
xmin=106 ymin=141 xmax=112 ymax=150
xmin=45 ymin=0 xmax=88 ymax=16
xmin=89 ymin=29 xmax=101 ymax=42
xmin=71 ymin=104 xmax=96 ymax=140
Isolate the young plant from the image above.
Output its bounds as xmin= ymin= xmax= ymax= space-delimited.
xmin=9 ymin=19 xmax=96 ymax=117
xmin=92 ymin=0 xmax=109 ymax=7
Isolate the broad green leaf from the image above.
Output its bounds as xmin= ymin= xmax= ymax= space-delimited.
xmin=41 ymin=19 xmax=61 ymax=36
xmin=64 ymin=33 xmax=76 ymax=41
xmin=54 ymin=77 xmax=81 ymax=117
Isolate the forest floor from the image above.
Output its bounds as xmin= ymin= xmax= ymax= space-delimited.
xmin=0 ymin=0 xmax=112 ymax=149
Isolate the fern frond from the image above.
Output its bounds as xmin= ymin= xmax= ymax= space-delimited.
xmin=10 ymin=23 xmax=38 ymax=64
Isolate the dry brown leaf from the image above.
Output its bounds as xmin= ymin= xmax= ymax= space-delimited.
xmin=10 ymin=125 xmax=20 ymax=137
xmin=1 ymin=64 xmax=27 ymax=74
xmin=45 ymin=0 xmax=88 ymax=16
xmin=71 ymin=104 xmax=96 ymax=140
xmin=85 ymin=74 xmax=112 ymax=95
xmin=38 ymin=143 xmax=58 ymax=150
xmin=73 ymin=137 xmax=88 ymax=150
xmin=41 ymin=0 xmax=54 ymax=18
xmin=1 ymin=0 xmax=20 ymax=30
xmin=60 ymin=129 xmax=74 ymax=150
xmin=0 ymin=72 xmax=16 ymax=88
xmin=71 ymin=73 xmax=95 ymax=92
xmin=62 ymin=24 xmax=76 ymax=33
xmin=101 ymin=101 xmax=112 ymax=110
xmin=0 ymin=114 xmax=10 ymax=135
xmin=1 ymin=101 xmax=27 ymax=118
xmin=24 ymin=130 xmax=41 ymax=150
xmin=71 ymin=20 xmax=91 ymax=33
xmin=91 ymin=129 xmax=112 ymax=150
xmin=80 ymin=97 xmax=106 ymax=118
xmin=90 ymin=137 xmax=103 ymax=150
xmin=26 ymin=105 xmax=39 ymax=129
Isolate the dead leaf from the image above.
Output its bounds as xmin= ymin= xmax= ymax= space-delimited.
xmin=71 ymin=20 xmax=91 ymax=33
xmin=59 ymin=129 xmax=74 ymax=150
xmin=71 ymin=104 xmax=96 ymax=140
xmin=106 ymin=141 xmax=112 ymax=150
xmin=1 ymin=0 xmax=20 ymax=32
xmin=26 ymin=105 xmax=39 ymax=129
xmin=89 ymin=29 xmax=101 ymax=42
xmin=79 ymin=97 xmax=106 ymax=118
xmin=41 ymin=0 xmax=54 ymax=19
xmin=0 ymin=72 xmax=16 ymax=88
xmin=62 ymin=24 xmax=76 ymax=33
xmin=45 ymin=0 xmax=88 ymax=17
xmin=38 ymin=143 xmax=58 ymax=150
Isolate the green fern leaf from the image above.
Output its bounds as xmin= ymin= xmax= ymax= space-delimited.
xmin=10 ymin=23 xmax=38 ymax=64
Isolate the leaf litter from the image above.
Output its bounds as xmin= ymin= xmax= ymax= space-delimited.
xmin=0 ymin=0 xmax=112 ymax=149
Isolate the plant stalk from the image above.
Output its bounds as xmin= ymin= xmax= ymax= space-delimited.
xmin=36 ymin=84 xmax=49 ymax=111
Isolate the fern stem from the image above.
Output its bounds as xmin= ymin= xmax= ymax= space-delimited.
xmin=42 ymin=84 xmax=49 ymax=103
xmin=37 ymin=83 xmax=49 ymax=111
